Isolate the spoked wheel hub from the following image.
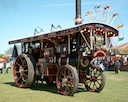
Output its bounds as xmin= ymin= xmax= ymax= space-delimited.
xmin=62 ymin=78 xmax=68 ymax=84
xmin=90 ymin=76 xmax=97 ymax=82
xmin=19 ymin=66 xmax=24 ymax=75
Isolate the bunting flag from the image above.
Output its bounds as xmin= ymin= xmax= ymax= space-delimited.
xmin=85 ymin=11 xmax=92 ymax=16
xmin=112 ymin=13 xmax=118 ymax=17
xmin=118 ymin=37 xmax=124 ymax=41
xmin=94 ymin=5 xmax=100 ymax=9
xmin=116 ymin=24 xmax=123 ymax=28
xmin=104 ymin=6 xmax=110 ymax=10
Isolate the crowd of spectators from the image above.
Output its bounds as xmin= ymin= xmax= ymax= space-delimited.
xmin=0 ymin=61 xmax=9 ymax=74
xmin=90 ymin=54 xmax=128 ymax=73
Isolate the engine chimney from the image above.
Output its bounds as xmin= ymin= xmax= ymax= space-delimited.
xmin=74 ymin=0 xmax=83 ymax=25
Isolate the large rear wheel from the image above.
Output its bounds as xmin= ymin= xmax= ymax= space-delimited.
xmin=13 ymin=54 xmax=35 ymax=88
xmin=56 ymin=65 xmax=79 ymax=96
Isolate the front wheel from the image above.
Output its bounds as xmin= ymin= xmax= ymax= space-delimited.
xmin=84 ymin=65 xmax=106 ymax=92
xmin=56 ymin=65 xmax=79 ymax=96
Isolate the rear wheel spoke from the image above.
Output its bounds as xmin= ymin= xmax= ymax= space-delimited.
xmin=23 ymin=73 xmax=28 ymax=78
xmin=16 ymin=62 xmax=21 ymax=67
xmin=18 ymin=75 xmax=22 ymax=82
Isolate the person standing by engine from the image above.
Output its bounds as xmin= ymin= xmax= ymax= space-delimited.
xmin=114 ymin=59 xmax=121 ymax=74
xmin=103 ymin=57 xmax=109 ymax=71
xmin=0 ymin=63 xmax=3 ymax=74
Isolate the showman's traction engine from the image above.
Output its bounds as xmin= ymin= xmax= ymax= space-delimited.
xmin=8 ymin=0 xmax=119 ymax=96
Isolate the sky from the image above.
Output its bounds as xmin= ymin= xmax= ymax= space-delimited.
xmin=0 ymin=0 xmax=128 ymax=54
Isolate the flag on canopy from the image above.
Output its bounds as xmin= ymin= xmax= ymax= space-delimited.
xmin=118 ymin=37 xmax=124 ymax=41
xmin=116 ymin=24 xmax=123 ymax=29
xmin=104 ymin=6 xmax=110 ymax=10
xmin=112 ymin=13 xmax=118 ymax=17
xmin=94 ymin=5 xmax=100 ymax=9
xmin=85 ymin=11 xmax=92 ymax=16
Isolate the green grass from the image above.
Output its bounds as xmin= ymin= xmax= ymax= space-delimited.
xmin=0 ymin=69 xmax=128 ymax=102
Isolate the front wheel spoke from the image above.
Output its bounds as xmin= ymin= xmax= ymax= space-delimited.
xmin=94 ymin=70 xmax=98 ymax=75
xmin=92 ymin=82 xmax=95 ymax=89
xmin=89 ymin=81 xmax=92 ymax=87
xmin=93 ymin=82 xmax=97 ymax=89
xmin=94 ymin=82 xmax=98 ymax=89
xmin=96 ymin=80 xmax=101 ymax=85
xmin=86 ymin=80 xmax=91 ymax=84
xmin=97 ymin=78 xmax=101 ymax=81
xmin=96 ymin=73 xmax=101 ymax=78
xmin=95 ymin=81 xmax=100 ymax=88
xmin=86 ymin=77 xmax=91 ymax=81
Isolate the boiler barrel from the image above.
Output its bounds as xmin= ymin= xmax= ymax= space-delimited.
xmin=58 ymin=56 xmax=78 ymax=68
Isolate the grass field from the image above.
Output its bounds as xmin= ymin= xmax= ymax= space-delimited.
xmin=0 ymin=69 xmax=128 ymax=102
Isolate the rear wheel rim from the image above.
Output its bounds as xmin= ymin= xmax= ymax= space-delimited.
xmin=13 ymin=54 xmax=35 ymax=88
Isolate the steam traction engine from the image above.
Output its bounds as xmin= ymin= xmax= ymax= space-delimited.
xmin=9 ymin=22 xmax=118 ymax=95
